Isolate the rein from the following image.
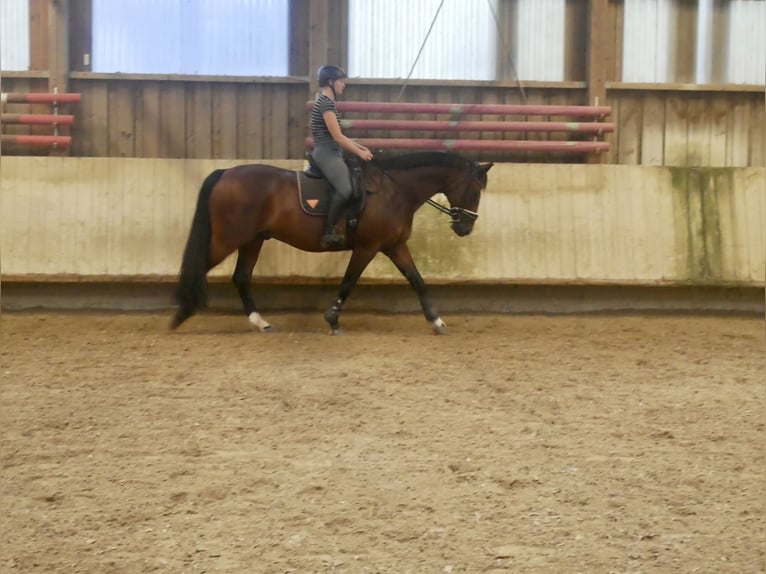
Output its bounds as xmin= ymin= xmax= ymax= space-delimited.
xmin=425 ymin=197 xmax=478 ymax=223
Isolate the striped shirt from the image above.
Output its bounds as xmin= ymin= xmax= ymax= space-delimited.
xmin=310 ymin=93 xmax=340 ymax=146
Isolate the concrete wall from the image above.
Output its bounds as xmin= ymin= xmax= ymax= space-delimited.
xmin=1 ymin=157 xmax=764 ymax=286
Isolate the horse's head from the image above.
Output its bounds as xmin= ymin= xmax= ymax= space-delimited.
xmin=368 ymin=152 xmax=494 ymax=237
xmin=446 ymin=161 xmax=494 ymax=237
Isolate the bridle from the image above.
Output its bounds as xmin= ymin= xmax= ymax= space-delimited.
xmin=425 ymin=196 xmax=478 ymax=225
xmin=374 ymin=162 xmax=481 ymax=225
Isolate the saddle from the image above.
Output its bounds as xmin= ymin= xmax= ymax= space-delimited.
xmin=297 ymin=154 xmax=367 ymax=241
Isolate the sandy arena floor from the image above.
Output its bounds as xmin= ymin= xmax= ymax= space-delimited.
xmin=1 ymin=311 xmax=764 ymax=573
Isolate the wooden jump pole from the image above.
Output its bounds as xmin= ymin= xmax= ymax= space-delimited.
xmin=1 ymin=92 xmax=82 ymax=104
xmin=341 ymin=119 xmax=614 ymax=134
xmin=1 ymin=113 xmax=75 ymax=126
xmin=0 ymin=134 xmax=72 ymax=147
xmin=306 ymin=100 xmax=611 ymax=117
xmin=306 ymin=137 xmax=609 ymax=153
xmin=1 ymin=92 xmax=80 ymax=150
xmin=304 ymin=99 xmax=612 ymax=153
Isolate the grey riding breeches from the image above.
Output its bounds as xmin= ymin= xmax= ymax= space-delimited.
xmin=311 ymin=143 xmax=353 ymax=200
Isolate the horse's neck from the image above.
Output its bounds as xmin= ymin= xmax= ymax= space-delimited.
xmin=385 ymin=168 xmax=451 ymax=206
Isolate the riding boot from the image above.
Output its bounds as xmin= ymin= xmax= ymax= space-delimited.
xmin=321 ymin=193 xmax=346 ymax=249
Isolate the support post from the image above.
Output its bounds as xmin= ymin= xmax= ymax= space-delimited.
xmin=48 ymin=0 xmax=70 ymax=156
xmin=587 ymin=0 xmax=608 ymax=163
xmin=48 ymin=0 xmax=70 ymax=94
xmin=308 ymin=0 xmax=330 ymax=101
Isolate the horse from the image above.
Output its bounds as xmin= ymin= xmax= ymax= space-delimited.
xmin=171 ymin=151 xmax=493 ymax=335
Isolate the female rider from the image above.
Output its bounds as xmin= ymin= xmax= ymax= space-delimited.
xmin=310 ymin=65 xmax=373 ymax=248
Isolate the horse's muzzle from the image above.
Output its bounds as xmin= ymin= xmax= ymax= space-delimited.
xmin=449 ymin=206 xmax=478 ymax=237
xmin=451 ymin=221 xmax=475 ymax=237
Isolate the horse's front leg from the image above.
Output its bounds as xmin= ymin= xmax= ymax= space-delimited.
xmin=232 ymin=238 xmax=272 ymax=332
xmin=324 ymin=247 xmax=377 ymax=335
xmin=383 ymin=242 xmax=447 ymax=335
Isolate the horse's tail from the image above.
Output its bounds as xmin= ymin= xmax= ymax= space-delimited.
xmin=171 ymin=168 xmax=226 ymax=329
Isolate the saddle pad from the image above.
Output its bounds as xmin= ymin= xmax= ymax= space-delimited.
xmin=297 ymin=172 xmax=334 ymax=215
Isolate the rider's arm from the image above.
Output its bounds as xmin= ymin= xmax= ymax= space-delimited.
xmin=323 ymin=111 xmax=373 ymax=160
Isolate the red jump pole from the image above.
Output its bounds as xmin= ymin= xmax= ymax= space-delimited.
xmin=306 ymin=100 xmax=611 ymax=117
xmin=341 ymin=118 xmax=614 ymax=134
xmin=307 ymin=137 xmax=610 ymax=153
xmin=1 ymin=92 xmax=82 ymax=104
xmin=1 ymin=113 xmax=75 ymax=126
xmin=0 ymin=134 xmax=72 ymax=147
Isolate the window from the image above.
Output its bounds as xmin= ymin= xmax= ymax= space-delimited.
xmin=622 ymin=0 xmax=672 ymax=82
xmin=348 ymin=0 xmax=499 ymax=80
xmin=726 ymin=0 xmax=765 ymax=84
xmin=514 ymin=0 xmax=565 ymax=81
xmin=622 ymin=0 xmax=765 ymax=84
xmin=92 ymin=0 xmax=289 ymax=76
xmin=348 ymin=0 xmax=567 ymax=82
xmin=0 ymin=0 xmax=30 ymax=71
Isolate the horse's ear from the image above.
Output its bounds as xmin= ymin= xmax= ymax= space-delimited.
xmin=479 ymin=162 xmax=494 ymax=173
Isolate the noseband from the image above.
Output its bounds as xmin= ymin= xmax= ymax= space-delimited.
xmin=425 ymin=197 xmax=478 ymax=224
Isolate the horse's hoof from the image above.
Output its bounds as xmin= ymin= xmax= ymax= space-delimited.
xmin=324 ymin=306 xmax=341 ymax=335
xmin=170 ymin=308 xmax=192 ymax=330
xmin=328 ymin=328 xmax=341 ymax=336
xmin=431 ymin=318 xmax=449 ymax=336
xmin=248 ymin=312 xmax=272 ymax=332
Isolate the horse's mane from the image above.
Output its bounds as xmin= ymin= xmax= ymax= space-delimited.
xmin=371 ymin=151 xmax=471 ymax=171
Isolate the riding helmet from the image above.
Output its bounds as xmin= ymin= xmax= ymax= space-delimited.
xmin=318 ymin=65 xmax=347 ymax=87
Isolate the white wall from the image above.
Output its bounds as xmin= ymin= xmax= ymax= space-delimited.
xmin=1 ymin=158 xmax=763 ymax=286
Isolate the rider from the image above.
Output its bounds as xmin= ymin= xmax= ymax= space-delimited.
xmin=310 ymin=64 xmax=373 ymax=249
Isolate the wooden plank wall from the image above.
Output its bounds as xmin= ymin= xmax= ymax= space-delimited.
xmin=1 ymin=157 xmax=763 ymax=286
xmin=607 ymin=88 xmax=765 ymax=167
xmin=3 ymin=0 xmax=763 ymax=166
xmin=63 ymin=78 xmax=309 ymax=160
xmin=2 ymin=75 xmax=762 ymax=167
xmin=5 ymin=0 xmax=764 ymax=167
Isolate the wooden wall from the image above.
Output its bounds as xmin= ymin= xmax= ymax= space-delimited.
xmin=3 ymin=0 xmax=764 ymax=166
xmin=2 ymin=157 xmax=763 ymax=286
xmin=607 ymin=86 xmax=765 ymax=167
xmin=2 ymin=75 xmax=763 ymax=167
xmin=67 ymin=76 xmax=309 ymax=160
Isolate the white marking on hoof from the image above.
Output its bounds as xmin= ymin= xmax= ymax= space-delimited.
xmin=248 ymin=312 xmax=272 ymax=332
xmin=431 ymin=317 xmax=448 ymax=335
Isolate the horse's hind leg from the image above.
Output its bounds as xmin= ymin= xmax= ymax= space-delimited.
xmin=383 ymin=242 xmax=447 ymax=335
xmin=172 ymin=238 xmax=233 ymax=329
xmin=232 ymin=238 xmax=272 ymax=332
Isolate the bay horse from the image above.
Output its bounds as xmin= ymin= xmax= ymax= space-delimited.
xmin=171 ymin=151 xmax=493 ymax=334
